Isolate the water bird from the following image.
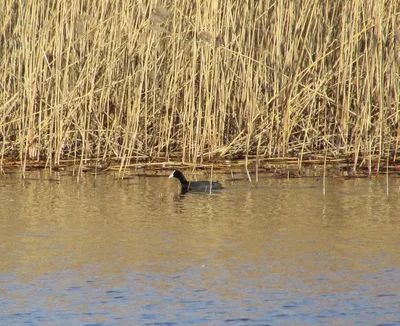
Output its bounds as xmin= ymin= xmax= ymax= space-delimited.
xmin=169 ymin=170 xmax=223 ymax=194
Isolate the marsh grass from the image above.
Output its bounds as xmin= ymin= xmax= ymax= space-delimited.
xmin=1 ymin=0 xmax=399 ymax=176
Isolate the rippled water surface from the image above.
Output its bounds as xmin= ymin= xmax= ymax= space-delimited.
xmin=1 ymin=170 xmax=400 ymax=325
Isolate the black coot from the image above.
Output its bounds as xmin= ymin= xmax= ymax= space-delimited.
xmin=169 ymin=170 xmax=223 ymax=194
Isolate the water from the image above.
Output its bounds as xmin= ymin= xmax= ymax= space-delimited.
xmin=1 ymin=170 xmax=400 ymax=325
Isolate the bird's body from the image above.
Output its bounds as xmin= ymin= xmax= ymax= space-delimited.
xmin=169 ymin=170 xmax=223 ymax=194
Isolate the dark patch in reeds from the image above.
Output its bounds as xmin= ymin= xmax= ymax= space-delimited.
xmin=21 ymin=178 xmax=60 ymax=182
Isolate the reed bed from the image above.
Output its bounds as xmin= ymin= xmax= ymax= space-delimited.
xmin=1 ymin=0 xmax=399 ymax=175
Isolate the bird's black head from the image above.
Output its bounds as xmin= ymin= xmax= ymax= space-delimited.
xmin=169 ymin=170 xmax=188 ymax=184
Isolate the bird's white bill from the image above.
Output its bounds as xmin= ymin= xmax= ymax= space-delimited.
xmin=169 ymin=171 xmax=174 ymax=178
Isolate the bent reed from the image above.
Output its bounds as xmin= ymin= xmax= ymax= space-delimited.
xmin=1 ymin=0 xmax=399 ymax=174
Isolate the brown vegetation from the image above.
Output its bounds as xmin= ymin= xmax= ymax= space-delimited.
xmin=1 ymin=0 xmax=399 ymax=174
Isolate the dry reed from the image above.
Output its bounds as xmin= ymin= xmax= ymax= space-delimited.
xmin=0 ymin=0 xmax=399 ymax=176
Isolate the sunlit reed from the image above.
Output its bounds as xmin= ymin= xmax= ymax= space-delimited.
xmin=0 ymin=0 xmax=399 ymax=175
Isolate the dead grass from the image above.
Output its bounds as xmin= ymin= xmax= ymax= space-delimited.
xmin=1 ymin=0 xmax=399 ymax=176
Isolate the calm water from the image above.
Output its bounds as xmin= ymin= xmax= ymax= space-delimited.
xmin=0 ymin=170 xmax=400 ymax=325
